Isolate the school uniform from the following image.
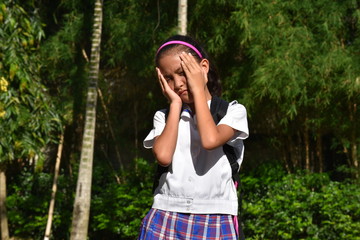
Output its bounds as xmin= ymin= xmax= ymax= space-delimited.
xmin=139 ymin=99 xmax=249 ymax=240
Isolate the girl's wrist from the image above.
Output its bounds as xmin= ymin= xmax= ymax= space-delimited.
xmin=191 ymin=87 xmax=207 ymax=100
xmin=169 ymin=100 xmax=182 ymax=109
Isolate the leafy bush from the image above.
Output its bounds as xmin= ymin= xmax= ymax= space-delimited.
xmin=7 ymin=170 xmax=74 ymax=239
xmin=6 ymin=160 xmax=360 ymax=240
xmin=242 ymin=165 xmax=360 ymax=240
xmin=90 ymin=158 xmax=154 ymax=240
xmin=7 ymin=172 xmax=50 ymax=238
xmin=6 ymin=157 xmax=154 ymax=240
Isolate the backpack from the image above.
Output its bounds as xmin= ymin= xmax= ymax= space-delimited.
xmin=152 ymin=96 xmax=245 ymax=240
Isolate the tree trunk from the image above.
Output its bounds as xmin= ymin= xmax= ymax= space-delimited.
xmin=349 ymin=101 xmax=358 ymax=178
xmin=0 ymin=167 xmax=9 ymax=240
xmin=44 ymin=133 xmax=64 ymax=240
xmin=70 ymin=0 xmax=103 ymax=239
xmin=316 ymin=131 xmax=324 ymax=173
xmin=283 ymin=135 xmax=292 ymax=173
xmin=304 ymin=127 xmax=310 ymax=171
xmin=134 ymin=100 xmax=139 ymax=159
xmin=178 ymin=0 xmax=187 ymax=35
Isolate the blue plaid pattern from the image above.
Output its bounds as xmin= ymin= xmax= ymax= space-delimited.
xmin=138 ymin=208 xmax=238 ymax=240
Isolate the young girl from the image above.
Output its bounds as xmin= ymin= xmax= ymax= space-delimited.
xmin=139 ymin=35 xmax=249 ymax=240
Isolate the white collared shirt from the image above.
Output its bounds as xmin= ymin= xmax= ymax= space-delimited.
xmin=144 ymin=100 xmax=249 ymax=215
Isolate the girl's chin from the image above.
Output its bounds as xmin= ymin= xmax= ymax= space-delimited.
xmin=180 ymin=94 xmax=193 ymax=104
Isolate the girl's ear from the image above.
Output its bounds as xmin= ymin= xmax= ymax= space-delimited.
xmin=200 ymin=58 xmax=210 ymax=74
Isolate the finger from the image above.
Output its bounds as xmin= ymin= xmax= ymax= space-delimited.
xmin=157 ymin=68 xmax=174 ymax=96
xmin=156 ymin=68 xmax=163 ymax=86
xmin=181 ymin=53 xmax=199 ymax=76
xmin=187 ymin=52 xmax=199 ymax=66
xmin=180 ymin=59 xmax=190 ymax=75
xmin=156 ymin=68 xmax=166 ymax=92
xmin=180 ymin=52 xmax=201 ymax=73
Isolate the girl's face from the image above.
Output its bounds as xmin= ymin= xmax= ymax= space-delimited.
xmin=157 ymin=52 xmax=194 ymax=103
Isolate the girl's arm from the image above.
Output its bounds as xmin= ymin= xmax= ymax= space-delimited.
xmin=193 ymin=90 xmax=236 ymax=150
xmin=180 ymin=52 xmax=236 ymax=150
xmin=152 ymin=68 xmax=182 ymax=166
xmin=152 ymin=102 xmax=181 ymax=166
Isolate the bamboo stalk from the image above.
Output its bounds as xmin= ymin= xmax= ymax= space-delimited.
xmin=44 ymin=133 xmax=64 ymax=240
xmin=0 ymin=167 xmax=9 ymax=240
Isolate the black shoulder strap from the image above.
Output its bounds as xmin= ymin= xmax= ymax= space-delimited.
xmin=210 ymin=96 xmax=240 ymax=177
xmin=152 ymin=164 xmax=168 ymax=193
xmin=210 ymin=95 xmax=228 ymax=124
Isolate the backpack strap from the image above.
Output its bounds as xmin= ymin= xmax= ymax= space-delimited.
xmin=210 ymin=96 xmax=240 ymax=178
xmin=210 ymin=95 xmax=228 ymax=124
xmin=152 ymin=164 xmax=169 ymax=193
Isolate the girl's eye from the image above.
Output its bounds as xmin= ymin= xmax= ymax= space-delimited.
xmin=179 ymin=72 xmax=185 ymax=76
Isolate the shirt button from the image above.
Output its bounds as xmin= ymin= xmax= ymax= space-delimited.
xmin=188 ymin=177 xmax=192 ymax=182
xmin=187 ymin=200 xmax=191 ymax=204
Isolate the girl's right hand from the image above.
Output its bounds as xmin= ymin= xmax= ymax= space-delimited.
xmin=156 ymin=68 xmax=182 ymax=105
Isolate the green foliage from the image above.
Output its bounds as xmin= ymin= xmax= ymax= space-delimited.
xmin=0 ymin=0 xmax=61 ymax=165
xmin=6 ymin=159 xmax=360 ymax=239
xmin=7 ymin=170 xmax=75 ymax=239
xmin=90 ymin=158 xmax=154 ymax=240
xmin=39 ymin=0 xmax=91 ymax=125
xmin=7 ymin=172 xmax=51 ymax=237
xmin=190 ymin=0 xmax=360 ymax=171
xmin=7 ymin=157 xmax=153 ymax=239
xmin=2 ymin=0 xmax=360 ymax=238
xmin=235 ymin=0 xmax=360 ymax=120
xmin=242 ymin=165 xmax=360 ymax=239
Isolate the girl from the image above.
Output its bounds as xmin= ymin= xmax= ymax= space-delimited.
xmin=139 ymin=35 xmax=249 ymax=240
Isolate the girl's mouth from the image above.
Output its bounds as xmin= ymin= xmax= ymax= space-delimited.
xmin=178 ymin=90 xmax=187 ymax=96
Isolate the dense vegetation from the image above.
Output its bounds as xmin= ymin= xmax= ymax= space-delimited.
xmin=7 ymin=159 xmax=360 ymax=239
xmin=0 ymin=0 xmax=359 ymax=239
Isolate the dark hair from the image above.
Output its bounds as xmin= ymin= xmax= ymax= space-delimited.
xmin=155 ymin=35 xmax=222 ymax=97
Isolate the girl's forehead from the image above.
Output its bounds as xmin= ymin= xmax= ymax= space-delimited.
xmin=162 ymin=45 xmax=187 ymax=53
xmin=157 ymin=46 xmax=188 ymax=60
xmin=158 ymin=53 xmax=182 ymax=73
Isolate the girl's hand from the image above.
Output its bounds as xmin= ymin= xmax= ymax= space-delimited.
xmin=179 ymin=52 xmax=208 ymax=95
xmin=156 ymin=67 xmax=182 ymax=105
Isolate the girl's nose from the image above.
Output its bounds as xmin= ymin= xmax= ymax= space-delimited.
xmin=174 ymin=76 xmax=184 ymax=90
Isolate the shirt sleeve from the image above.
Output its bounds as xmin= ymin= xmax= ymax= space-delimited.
xmin=143 ymin=109 xmax=167 ymax=149
xmin=218 ymin=100 xmax=249 ymax=145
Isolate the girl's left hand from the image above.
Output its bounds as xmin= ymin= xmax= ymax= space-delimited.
xmin=179 ymin=52 xmax=208 ymax=95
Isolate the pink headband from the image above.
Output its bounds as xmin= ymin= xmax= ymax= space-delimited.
xmin=157 ymin=40 xmax=203 ymax=58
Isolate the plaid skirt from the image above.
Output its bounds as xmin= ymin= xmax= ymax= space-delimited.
xmin=138 ymin=208 xmax=238 ymax=240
